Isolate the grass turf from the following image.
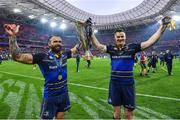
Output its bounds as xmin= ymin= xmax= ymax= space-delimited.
xmin=0 ymin=58 xmax=179 ymax=119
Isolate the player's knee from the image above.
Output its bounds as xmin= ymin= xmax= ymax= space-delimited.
xmin=55 ymin=112 xmax=65 ymax=119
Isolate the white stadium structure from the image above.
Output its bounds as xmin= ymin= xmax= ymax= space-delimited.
xmin=0 ymin=0 xmax=179 ymax=30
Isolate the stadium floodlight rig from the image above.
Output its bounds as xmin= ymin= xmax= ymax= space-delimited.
xmin=60 ymin=23 xmax=67 ymax=30
xmin=0 ymin=0 xmax=179 ymax=30
xmin=50 ymin=21 xmax=57 ymax=28
xmin=28 ymin=15 xmax=35 ymax=19
xmin=29 ymin=0 xmax=178 ymax=29
xmin=13 ymin=8 xmax=21 ymax=13
xmin=41 ymin=18 xmax=48 ymax=23
xmin=172 ymin=15 xmax=180 ymax=21
xmin=94 ymin=29 xmax=98 ymax=34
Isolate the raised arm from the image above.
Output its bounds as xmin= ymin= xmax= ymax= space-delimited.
xmin=70 ymin=43 xmax=81 ymax=56
xmin=141 ymin=17 xmax=172 ymax=50
xmin=75 ymin=21 xmax=106 ymax=52
xmin=4 ymin=24 xmax=33 ymax=64
xmin=91 ymin=33 xmax=106 ymax=52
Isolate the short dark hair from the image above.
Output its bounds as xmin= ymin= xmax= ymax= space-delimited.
xmin=47 ymin=35 xmax=60 ymax=43
xmin=48 ymin=35 xmax=54 ymax=43
xmin=114 ymin=28 xmax=125 ymax=34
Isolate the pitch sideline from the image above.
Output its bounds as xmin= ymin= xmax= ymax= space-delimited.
xmin=0 ymin=70 xmax=180 ymax=102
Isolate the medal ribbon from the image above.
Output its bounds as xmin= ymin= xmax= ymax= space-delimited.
xmin=49 ymin=50 xmax=63 ymax=73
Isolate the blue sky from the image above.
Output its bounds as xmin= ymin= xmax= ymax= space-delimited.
xmin=66 ymin=0 xmax=144 ymax=15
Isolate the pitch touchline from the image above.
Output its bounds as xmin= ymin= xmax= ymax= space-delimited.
xmin=161 ymin=67 xmax=168 ymax=72
xmin=0 ymin=70 xmax=180 ymax=102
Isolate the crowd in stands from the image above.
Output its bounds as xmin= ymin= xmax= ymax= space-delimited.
xmin=0 ymin=19 xmax=180 ymax=60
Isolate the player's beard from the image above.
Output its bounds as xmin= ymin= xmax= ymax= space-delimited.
xmin=116 ymin=41 xmax=125 ymax=48
xmin=51 ymin=45 xmax=62 ymax=54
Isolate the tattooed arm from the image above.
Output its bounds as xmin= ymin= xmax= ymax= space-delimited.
xmin=9 ymin=36 xmax=33 ymax=64
xmin=5 ymin=24 xmax=33 ymax=64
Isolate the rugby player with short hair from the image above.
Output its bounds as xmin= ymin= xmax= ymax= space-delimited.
xmin=140 ymin=51 xmax=148 ymax=76
xmin=88 ymin=17 xmax=172 ymax=119
xmin=76 ymin=53 xmax=81 ymax=72
xmin=159 ymin=52 xmax=165 ymax=66
xmin=164 ymin=49 xmax=174 ymax=76
xmin=151 ymin=51 xmax=158 ymax=73
xmin=4 ymin=24 xmax=80 ymax=119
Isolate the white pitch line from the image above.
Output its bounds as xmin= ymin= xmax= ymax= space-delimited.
xmin=99 ymin=99 xmax=112 ymax=108
xmin=25 ymin=84 xmax=41 ymax=119
xmin=135 ymin=108 xmax=151 ymax=119
xmin=137 ymin=106 xmax=172 ymax=119
xmin=0 ymin=71 xmax=180 ymax=102
xmin=68 ymin=82 xmax=108 ymax=91
xmin=0 ymin=73 xmax=3 ymax=79
xmin=100 ymin=98 xmax=171 ymax=119
xmin=0 ymin=71 xmax=43 ymax=80
xmin=69 ymin=92 xmax=100 ymax=119
xmin=136 ymin=93 xmax=180 ymax=102
xmin=161 ymin=67 xmax=175 ymax=76
xmin=85 ymin=96 xmax=112 ymax=114
xmin=161 ymin=67 xmax=168 ymax=72
xmin=99 ymin=99 xmax=143 ymax=119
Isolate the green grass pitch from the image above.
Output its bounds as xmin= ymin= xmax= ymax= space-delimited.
xmin=0 ymin=58 xmax=180 ymax=119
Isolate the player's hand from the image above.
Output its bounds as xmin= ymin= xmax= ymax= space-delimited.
xmin=75 ymin=43 xmax=83 ymax=51
xmin=162 ymin=16 xmax=172 ymax=25
xmin=162 ymin=16 xmax=176 ymax=31
xmin=4 ymin=24 xmax=20 ymax=36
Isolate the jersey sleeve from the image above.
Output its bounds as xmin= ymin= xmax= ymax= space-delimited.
xmin=106 ymin=45 xmax=112 ymax=53
xmin=132 ymin=43 xmax=142 ymax=53
xmin=32 ymin=53 xmax=46 ymax=64
xmin=64 ymin=50 xmax=72 ymax=59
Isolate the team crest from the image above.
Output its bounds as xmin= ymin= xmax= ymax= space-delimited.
xmin=58 ymin=75 xmax=62 ymax=80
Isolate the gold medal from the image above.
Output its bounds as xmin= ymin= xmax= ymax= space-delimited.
xmin=58 ymin=75 xmax=62 ymax=80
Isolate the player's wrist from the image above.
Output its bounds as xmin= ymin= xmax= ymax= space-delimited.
xmin=9 ymin=34 xmax=16 ymax=39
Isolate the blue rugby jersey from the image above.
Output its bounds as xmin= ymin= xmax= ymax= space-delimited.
xmin=106 ymin=43 xmax=141 ymax=84
xmin=32 ymin=50 xmax=72 ymax=99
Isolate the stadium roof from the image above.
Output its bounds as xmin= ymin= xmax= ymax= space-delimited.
xmin=65 ymin=0 xmax=145 ymax=15
xmin=0 ymin=0 xmax=179 ymax=30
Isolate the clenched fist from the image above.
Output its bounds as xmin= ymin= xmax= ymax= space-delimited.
xmin=4 ymin=24 xmax=20 ymax=36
